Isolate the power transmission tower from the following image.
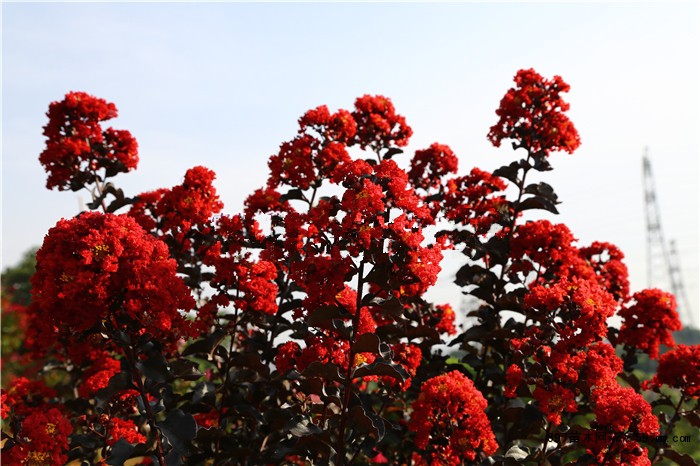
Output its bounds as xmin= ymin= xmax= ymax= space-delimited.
xmin=642 ymin=148 xmax=696 ymax=328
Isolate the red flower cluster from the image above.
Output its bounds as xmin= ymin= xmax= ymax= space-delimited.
xmin=509 ymin=221 xmax=631 ymax=301
xmin=648 ymin=345 xmax=700 ymax=397
xmin=31 ymin=212 xmax=195 ymax=344
xmin=105 ymin=417 xmax=146 ymax=446
xmin=433 ymin=304 xmax=457 ymax=335
xmin=1 ymin=377 xmax=56 ymax=420
xmin=488 ymin=69 xmax=581 ymax=156
xmin=2 ymin=407 xmax=73 ymax=466
xmin=351 ymin=95 xmax=412 ymax=152
xmin=268 ymin=135 xmax=351 ymax=190
xmin=386 ymin=343 xmax=422 ymax=390
xmin=583 ymin=342 xmax=623 ymax=389
xmin=408 ymin=143 xmax=459 ymax=190
xmin=510 ymin=220 xmax=587 ymax=280
xmin=298 ymin=105 xmax=357 ymax=144
xmin=579 ymin=241 xmax=630 ymax=302
xmin=39 ymin=92 xmax=138 ymax=191
xmin=592 ymin=384 xmax=659 ymax=435
xmin=441 ymin=168 xmax=508 ymax=236
xmin=524 ymin=277 xmax=616 ymax=350
xmin=409 ymin=371 xmax=497 ymax=464
xmin=618 ymin=289 xmax=681 ymax=359
xmin=129 ymin=166 xmax=223 ymax=242
xmin=78 ymin=356 xmax=121 ymax=398
xmin=533 ymin=384 xmax=578 ymax=425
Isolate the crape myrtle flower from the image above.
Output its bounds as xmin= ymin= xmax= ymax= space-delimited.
xmin=408 ymin=143 xmax=459 ymax=191
xmin=351 ymin=95 xmax=412 ymax=152
xmin=105 ymin=417 xmax=146 ymax=446
xmin=618 ymin=289 xmax=682 ymax=359
xmin=128 ymin=166 xmax=223 ymax=241
xmin=509 ymin=220 xmax=592 ymax=282
xmin=578 ymin=241 xmax=630 ymax=303
xmin=647 ymin=344 xmax=700 ymax=397
xmin=533 ymin=384 xmax=578 ymax=425
xmin=488 ymin=68 xmax=581 ymax=156
xmin=409 ymin=370 xmax=498 ymax=465
xmin=31 ymin=212 xmax=195 ymax=345
xmin=1 ymin=377 xmax=56 ymax=420
xmin=591 ymin=383 xmax=659 ymax=436
xmin=581 ymin=433 xmax=652 ymax=466
xmin=40 ymin=91 xmax=138 ymax=191
xmin=441 ymin=168 xmax=509 ymax=237
xmin=298 ymin=105 xmax=357 ymax=144
xmin=2 ymin=407 xmax=73 ymax=466
xmin=524 ymin=277 xmax=617 ymax=350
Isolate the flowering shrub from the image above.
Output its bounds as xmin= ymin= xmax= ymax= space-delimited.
xmin=2 ymin=70 xmax=698 ymax=465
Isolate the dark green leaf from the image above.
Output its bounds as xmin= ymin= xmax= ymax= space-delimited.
xmin=348 ymin=405 xmax=386 ymax=441
xmin=517 ymin=196 xmax=559 ymax=214
xmin=285 ymin=415 xmax=323 ymax=437
xmin=302 ymin=361 xmax=345 ymax=383
xmin=136 ymin=351 xmax=170 ymax=384
xmin=353 ymin=360 xmax=409 ymax=381
xmin=169 ymin=359 xmax=203 ymax=381
xmin=105 ymin=439 xmax=136 ymax=465
xmin=383 ymin=148 xmax=403 ymax=160
xmin=352 ymin=333 xmax=390 ymax=358
xmin=182 ymin=329 xmax=225 ymax=357
xmin=524 ymin=182 xmax=558 ymax=203
xmin=157 ymin=409 xmax=197 ymax=456
xmin=96 ymin=372 xmax=133 ymax=408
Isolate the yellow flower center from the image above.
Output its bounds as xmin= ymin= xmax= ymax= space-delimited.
xmin=27 ymin=451 xmax=51 ymax=464
xmin=45 ymin=423 xmax=57 ymax=435
xmin=92 ymin=244 xmax=110 ymax=260
xmin=354 ymin=354 xmax=369 ymax=366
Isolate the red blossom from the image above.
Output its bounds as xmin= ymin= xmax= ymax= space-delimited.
xmin=592 ymin=383 xmax=659 ymax=435
xmin=3 ymin=407 xmax=73 ymax=466
xmin=579 ymin=241 xmax=630 ymax=302
xmin=618 ymin=289 xmax=681 ymax=359
xmin=441 ymin=168 xmax=508 ymax=236
xmin=408 ymin=143 xmax=459 ymax=191
xmin=275 ymin=341 xmax=302 ymax=374
xmin=409 ymin=371 xmax=497 ymax=463
xmin=31 ymin=212 xmax=195 ymax=344
xmin=584 ymin=342 xmax=623 ymax=389
xmin=105 ymin=417 xmax=146 ymax=446
xmin=351 ymin=95 xmax=412 ymax=151
xmin=39 ymin=92 xmax=138 ymax=191
xmin=434 ymin=304 xmax=457 ymax=335
xmin=385 ymin=343 xmax=422 ymax=390
xmin=525 ymin=277 xmax=617 ymax=349
xmin=1 ymin=377 xmax=56 ymax=419
xmin=648 ymin=345 xmax=700 ymax=397
xmin=510 ymin=220 xmax=594 ymax=283
xmin=533 ymin=384 xmax=578 ymax=425
xmin=78 ymin=356 xmax=121 ymax=398
xmin=299 ymin=106 xmax=357 ymax=144
xmin=504 ymin=364 xmax=524 ymax=398
xmin=488 ymin=69 xmax=580 ymax=156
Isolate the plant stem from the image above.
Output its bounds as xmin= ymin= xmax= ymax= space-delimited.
xmin=650 ymin=393 xmax=686 ymax=463
xmin=125 ymin=346 xmax=167 ymax=466
xmin=92 ymin=171 xmax=109 ymax=212
xmin=336 ymin=258 xmax=366 ymax=466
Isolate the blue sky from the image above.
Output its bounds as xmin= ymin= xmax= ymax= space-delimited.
xmin=3 ymin=2 xmax=699 ymax=326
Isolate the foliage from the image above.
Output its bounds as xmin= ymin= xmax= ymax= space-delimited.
xmin=2 ymin=69 xmax=698 ymax=466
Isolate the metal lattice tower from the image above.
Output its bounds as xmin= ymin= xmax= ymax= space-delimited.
xmin=643 ymin=149 xmax=696 ymax=328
